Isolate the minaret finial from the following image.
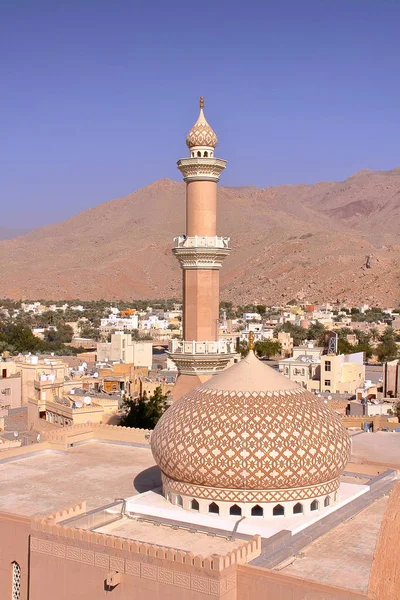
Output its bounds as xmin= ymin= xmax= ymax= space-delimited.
xmin=248 ymin=331 xmax=255 ymax=351
xmin=199 ymin=96 xmax=204 ymax=109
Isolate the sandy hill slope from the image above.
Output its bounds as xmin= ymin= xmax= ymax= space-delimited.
xmin=1 ymin=169 xmax=399 ymax=306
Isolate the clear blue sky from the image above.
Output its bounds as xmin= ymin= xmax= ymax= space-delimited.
xmin=1 ymin=0 xmax=399 ymax=228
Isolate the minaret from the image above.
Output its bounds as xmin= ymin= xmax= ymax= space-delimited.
xmin=170 ymin=97 xmax=233 ymax=400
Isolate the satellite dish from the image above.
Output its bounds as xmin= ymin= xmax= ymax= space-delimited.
xmin=327 ymin=395 xmax=332 ymax=400
xmin=36 ymin=434 xmax=41 ymax=443
xmin=93 ymin=372 xmax=99 ymax=378
xmin=84 ymin=396 xmax=91 ymax=405
xmin=70 ymin=389 xmax=75 ymax=394
xmin=75 ymin=399 xmax=83 ymax=408
xmin=13 ymin=431 xmax=18 ymax=438
xmin=82 ymin=362 xmax=87 ymax=369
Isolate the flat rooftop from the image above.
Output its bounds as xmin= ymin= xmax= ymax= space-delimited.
xmin=0 ymin=442 xmax=158 ymax=517
xmin=280 ymin=495 xmax=388 ymax=593
xmin=351 ymin=431 xmax=400 ymax=468
xmin=96 ymin=517 xmax=241 ymax=556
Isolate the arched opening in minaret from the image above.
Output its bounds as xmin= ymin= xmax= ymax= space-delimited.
xmin=191 ymin=151 xmax=194 ymax=157
xmin=273 ymin=504 xmax=285 ymax=516
xmin=229 ymin=504 xmax=242 ymax=516
xmin=251 ymin=505 xmax=263 ymax=517
xmin=208 ymin=502 xmax=219 ymax=515
xmin=197 ymin=151 xmax=201 ymax=157
xmin=191 ymin=499 xmax=199 ymax=511
xmin=204 ymin=151 xmax=208 ymax=157
xmin=293 ymin=503 xmax=303 ymax=514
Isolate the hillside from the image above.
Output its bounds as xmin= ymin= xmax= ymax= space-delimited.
xmin=1 ymin=168 xmax=400 ymax=306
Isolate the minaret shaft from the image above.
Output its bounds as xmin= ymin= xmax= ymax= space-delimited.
xmin=169 ymin=98 xmax=234 ymax=393
xmin=186 ymin=181 xmax=217 ymax=237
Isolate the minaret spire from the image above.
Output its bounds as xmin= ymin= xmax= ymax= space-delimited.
xmin=169 ymin=98 xmax=233 ymax=401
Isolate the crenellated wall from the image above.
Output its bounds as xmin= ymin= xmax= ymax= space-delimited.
xmin=28 ymin=507 xmax=261 ymax=600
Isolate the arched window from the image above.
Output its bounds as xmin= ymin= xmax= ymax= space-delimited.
xmin=230 ymin=504 xmax=242 ymax=516
xmin=293 ymin=503 xmax=303 ymax=514
xmin=334 ymin=491 xmax=338 ymax=502
xmin=251 ymin=505 xmax=263 ymax=517
xmin=324 ymin=496 xmax=330 ymax=507
xmin=191 ymin=499 xmax=199 ymax=511
xmin=209 ymin=502 xmax=219 ymax=514
xmin=191 ymin=152 xmax=194 ymax=157
xmin=310 ymin=500 xmax=319 ymax=511
xmin=197 ymin=151 xmax=201 ymax=157
xmin=176 ymin=495 xmax=183 ymax=507
xmin=204 ymin=151 xmax=208 ymax=157
xmin=12 ymin=562 xmax=21 ymax=600
xmin=273 ymin=504 xmax=285 ymax=516
xmin=166 ymin=492 xmax=171 ymax=503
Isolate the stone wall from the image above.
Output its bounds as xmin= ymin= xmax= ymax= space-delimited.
xmin=236 ymin=564 xmax=368 ymax=600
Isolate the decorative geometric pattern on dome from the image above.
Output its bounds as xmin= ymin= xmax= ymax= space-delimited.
xmin=162 ymin=474 xmax=339 ymax=504
xmin=151 ymin=387 xmax=351 ymax=493
xmin=186 ymin=110 xmax=218 ymax=149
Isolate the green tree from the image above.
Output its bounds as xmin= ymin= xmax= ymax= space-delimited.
xmin=254 ymin=340 xmax=282 ymax=358
xmin=119 ymin=386 xmax=169 ymax=429
xmin=376 ymin=340 xmax=399 ymax=362
xmin=274 ymin=323 xmax=307 ymax=346
xmin=306 ymin=322 xmax=325 ymax=343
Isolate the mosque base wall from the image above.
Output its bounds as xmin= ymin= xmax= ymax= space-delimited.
xmin=236 ymin=564 xmax=368 ymax=600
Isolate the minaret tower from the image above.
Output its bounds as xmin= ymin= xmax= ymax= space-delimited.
xmin=170 ymin=97 xmax=233 ymax=399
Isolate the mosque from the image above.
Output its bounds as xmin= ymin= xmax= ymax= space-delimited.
xmin=0 ymin=99 xmax=399 ymax=600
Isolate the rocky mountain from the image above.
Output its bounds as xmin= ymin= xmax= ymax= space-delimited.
xmin=1 ymin=168 xmax=399 ymax=306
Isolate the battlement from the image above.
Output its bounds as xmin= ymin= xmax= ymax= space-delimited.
xmin=31 ymin=511 xmax=261 ymax=571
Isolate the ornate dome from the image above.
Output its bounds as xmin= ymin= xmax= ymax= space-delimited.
xmin=186 ymin=97 xmax=218 ymax=149
xmin=151 ymin=352 xmax=351 ymax=504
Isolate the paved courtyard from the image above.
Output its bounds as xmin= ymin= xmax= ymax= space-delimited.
xmin=0 ymin=442 xmax=158 ymax=517
xmin=281 ymin=496 xmax=388 ymax=592
xmin=351 ymin=432 xmax=400 ymax=468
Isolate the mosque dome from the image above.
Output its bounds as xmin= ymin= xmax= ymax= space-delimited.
xmin=186 ymin=97 xmax=218 ymax=149
xmin=151 ymin=351 xmax=351 ymax=510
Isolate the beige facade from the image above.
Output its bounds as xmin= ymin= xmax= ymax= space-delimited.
xmin=14 ymin=356 xmax=69 ymax=404
xmin=321 ymin=353 xmax=365 ymax=394
xmin=97 ymin=334 xmax=153 ymax=368
xmin=0 ymin=361 xmax=22 ymax=409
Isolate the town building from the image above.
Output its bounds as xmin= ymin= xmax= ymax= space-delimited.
xmin=97 ymin=333 xmax=153 ymax=368
xmin=0 ymin=359 xmax=22 ymax=409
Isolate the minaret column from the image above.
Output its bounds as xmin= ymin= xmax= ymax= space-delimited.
xmin=169 ymin=98 xmax=234 ymax=394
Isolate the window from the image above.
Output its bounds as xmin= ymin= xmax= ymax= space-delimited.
xmin=273 ymin=504 xmax=285 ymax=516
xmin=293 ymin=502 xmax=303 ymax=514
xmin=251 ymin=505 xmax=263 ymax=517
xmin=324 ymin=496 xmax=330 ymax=507
xmin=191 ymin=499 xmax=199 ymax=511
xmin=324 ymin=380 xmax=331 ymax=386
xmin=310 ymin=500 xmax=319 ymax=511
xmin=325 ymin=361 xmax=331 ymax=372
xmin=12 ymin=562 xmax=21 ymax=600
xmin=176 ymin=495 xmax=183 ymax=507
xmin=204 ymin=151 xmax=208 ymax=157
xmin=230 ymin=504 xmax=242 ymax=516
xmin=208 ymin=502 xmax=219 ymax=515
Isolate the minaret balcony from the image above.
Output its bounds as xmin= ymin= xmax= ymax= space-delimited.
xmin=169 ymin=338 xmax=235 ymax=355
xmin=173 ymin=235 xmax=230 ymax=249
xmin=172 ymin=237 xmax=231 ymax=270
xmin=169 ymin=339 xmax=236 ymax=375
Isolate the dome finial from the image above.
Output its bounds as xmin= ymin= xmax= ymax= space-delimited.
xmin=186 ymin=97 xmax=218 ymax=149
xmin=248 ymin=331 xmax=255 ymax=351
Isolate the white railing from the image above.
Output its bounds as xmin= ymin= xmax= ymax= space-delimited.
xmin=173 ymin=235 xmax=230 ymax=249
xmin=169 ymin=339 xmax=234 ymax=355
